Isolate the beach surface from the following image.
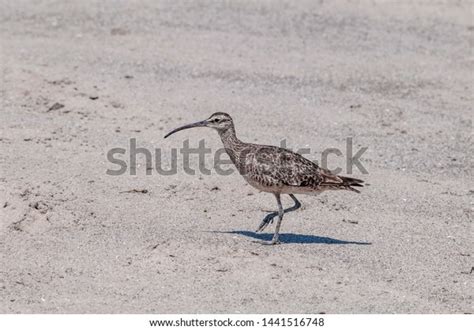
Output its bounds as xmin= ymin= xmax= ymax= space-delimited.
xmin=0 ymin=0 xmax=472 ymax=313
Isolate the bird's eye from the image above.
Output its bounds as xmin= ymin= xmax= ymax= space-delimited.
xmin=212 ymin=118 xmax=220 ymax=123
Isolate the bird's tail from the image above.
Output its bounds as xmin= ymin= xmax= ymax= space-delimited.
xmin=337 ymin=176 xmax=365 ymax=193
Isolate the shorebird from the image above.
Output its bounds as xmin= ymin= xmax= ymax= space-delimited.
xmin=164 ymin=112 xmax=364 ymax=245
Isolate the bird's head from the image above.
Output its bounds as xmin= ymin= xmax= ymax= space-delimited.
xmin=164 ymin=112 xmax=233 ymax=138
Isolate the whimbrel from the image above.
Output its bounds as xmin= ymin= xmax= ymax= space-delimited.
xmin=164 ymin=113 xmax=364 ymax=245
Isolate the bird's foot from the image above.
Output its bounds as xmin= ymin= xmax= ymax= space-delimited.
xmin=256 ymin=213 xmax=278 ymax=232
xmin=252 ymin=237 xmax=281 ymax=245
xmin=260 ymin=239 xmax=281 ymax=245
xmin=256 ymin=219 xmax=273 ymax=232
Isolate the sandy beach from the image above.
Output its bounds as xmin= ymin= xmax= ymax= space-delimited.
xmin=0 ymin=0 xmax=472 ymax=313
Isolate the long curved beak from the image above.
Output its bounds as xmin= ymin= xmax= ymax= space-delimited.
xmin=164 ymin=120 xmax=208 ymax=138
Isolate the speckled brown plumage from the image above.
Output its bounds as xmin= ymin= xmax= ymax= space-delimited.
xmin=165 ymin=112 xmax=364 ymax=245
xmin=215 ymin=114 xmax=364 ymax=195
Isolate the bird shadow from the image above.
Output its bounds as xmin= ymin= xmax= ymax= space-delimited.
xmin=210 ymin=230 xmax=372 ymax=245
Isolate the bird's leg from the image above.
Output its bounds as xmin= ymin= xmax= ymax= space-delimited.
xmin=256 ymin=194 xmax=301 ymax=232
xmin=289 ymin=194 xmax=301 ymax=209
xmin=259 ymin=193 xmax=284 ymax=245
xmin=261 ymin=194 xmax=300 ymax=212
xmin=272 ymin=194 xmax=284 ymax=244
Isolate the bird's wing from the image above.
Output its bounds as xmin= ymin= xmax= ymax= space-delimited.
xmin=244 ymin=146 xmax=339 ymax=188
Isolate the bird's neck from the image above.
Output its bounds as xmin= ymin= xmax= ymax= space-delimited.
xmin=217 ymin=125 xmax=247 ymax=168
xmin=218 ymin=125 xmax=241 ymax=149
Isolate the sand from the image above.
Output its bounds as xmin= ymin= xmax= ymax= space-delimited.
xmin=0 ymin=0 xmax=472 ymax=313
